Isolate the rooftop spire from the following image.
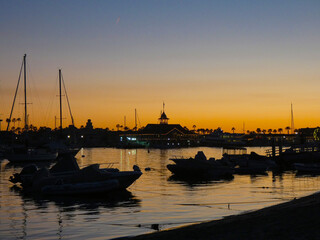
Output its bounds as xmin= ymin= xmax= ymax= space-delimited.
xmin=159 ymin=102 xmax=169 ymax=124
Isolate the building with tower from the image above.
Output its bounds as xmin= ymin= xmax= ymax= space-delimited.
xmin=119 ymin=104 xmax=198 ymax=148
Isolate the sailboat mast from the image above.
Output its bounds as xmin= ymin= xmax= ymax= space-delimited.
xmin=59 ymin=69 xmax=62 ymax=130
xmin=23 ymin=54 xmax=28 ymax=130
xmin=291 ymin=103 xmax=294 ymax=134
xmin=135 ymin=109 xmax=137 ymax=131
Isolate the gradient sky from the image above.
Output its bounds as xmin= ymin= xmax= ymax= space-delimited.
xmin=1 ymin=0 xmax=320 ymax=132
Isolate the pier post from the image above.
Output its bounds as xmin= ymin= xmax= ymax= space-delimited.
xmin=272 ymin=139 xmax=276 ymax=158
xmin=279 ymin=138 xmax=282 ymax=156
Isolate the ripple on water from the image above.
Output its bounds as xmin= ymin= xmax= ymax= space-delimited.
xmin=1 ymin=147 xmax=320 ymax=239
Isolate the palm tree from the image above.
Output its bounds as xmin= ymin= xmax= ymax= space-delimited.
xmin=12 ymin=118 xmax=16 ymax=128
xmin=116 ymin=124 xmax=120 ymax=131
xmin=5 ymin=118 xmax=11 ymax=130
xmin=231 ymin=127 xmax=235 ymax=134
xmin=262 ymin=129 xmax=267 ymax=134
xmin=273 ymin=129 xmax=277 ymax=134
xmin=268 ymin=129 xmax=272 ymax=134
xmin=278 ymin=128 xmax=283 ymax=134
xmin=193 ymin=125 xmax=196 ymax=131
xmin=16 ymin=127 xmax=21 ymax=134
xmin=256 ymin=128 xmax=261 ymax=134
xmin=285 ymin=126 xmax=290 ymax=134
xmin=16 ymin=118 xmax=21 ymax=127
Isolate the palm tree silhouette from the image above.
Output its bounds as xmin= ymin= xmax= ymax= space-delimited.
xmin=285 ymin=126 xmax=290 ymax=134
xmin=278 ymin=128 xmax=283 ymax=134
xmin=256 ymin=128 xmax=261 ymax=134
xmin=268 ymin=129 xmax=272 ymax=134
xmin=16 ymin=118 xmax=21 ymax=128
xmin=231 ymin=127 xmax=235 ymax=134
xmin=12 ymin=118 xmax=16 ymax=128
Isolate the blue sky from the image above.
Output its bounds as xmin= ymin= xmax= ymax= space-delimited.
xmin=1 ymin=1 xmax=320 ymax=130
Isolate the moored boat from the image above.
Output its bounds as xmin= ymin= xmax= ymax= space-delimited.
xmin=167 ymin=151 xmax=234 ymax=179
xmin=5 ymin=55 xmax=59 ymax=163
xmin=5 ymin=146 xmax=58 ymax=163
xmin=223 ymin=151 xmax=277 ymax=175
xmin=9 ymin=155 xmax=142 ymax=195
xmin=294 ymin=163 xmax=320 ymax=174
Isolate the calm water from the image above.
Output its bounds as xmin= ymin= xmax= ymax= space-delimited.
xmin=1 ymin=147 xmax=320 ymax=239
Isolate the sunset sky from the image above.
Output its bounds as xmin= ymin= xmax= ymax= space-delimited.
xmin=1 ymin=1 xmax=320 ymax=132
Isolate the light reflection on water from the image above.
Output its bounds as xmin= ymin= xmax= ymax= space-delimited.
xmin=1 ymin=147 xmax=320 ymax=239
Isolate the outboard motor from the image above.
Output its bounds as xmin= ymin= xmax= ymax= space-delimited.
xmin=9 ymin=164 xmax=38 ymax=184
xmin=133 ymin=165 xmax=141 ymax=172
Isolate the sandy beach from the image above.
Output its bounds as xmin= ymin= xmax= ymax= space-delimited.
xmin=124 ymin=191 xmax=320 ymax=240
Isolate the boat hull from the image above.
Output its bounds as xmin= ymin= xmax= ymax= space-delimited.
xmin=167 ymin=164 xmax=233 ymax=180
xmin=5 ymin=152 xmax=58 ymax=162
xmin=41 ymin=179 xmax=120 ymax=195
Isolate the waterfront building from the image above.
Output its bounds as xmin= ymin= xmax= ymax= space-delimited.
xmin=119 ymin=106 xmax=198 ymax=148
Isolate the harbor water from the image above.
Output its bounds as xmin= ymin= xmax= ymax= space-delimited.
xmin=1 ymin=147 xmax=320 ymax=239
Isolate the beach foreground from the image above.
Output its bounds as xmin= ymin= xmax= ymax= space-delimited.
xmin=124 ymin=191 xmax=320 ymax=240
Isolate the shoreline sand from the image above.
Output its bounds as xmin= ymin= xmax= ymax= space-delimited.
xmin=121 ymin=191 xmax=320 ymax=240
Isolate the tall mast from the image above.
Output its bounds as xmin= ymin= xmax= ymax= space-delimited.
xmin=7 ymin=55 xmax=24 ymax=131
xmin=291 ymin=103 xmax=294 ymax=134
xmin=24 ymin=54 xmax=28 ymax=130
xmin=135 ymin=109 xmax=137 ymax=131
xmin=243 ymin=122 xmax=245 ymax=134
xmin=59 ymin=69 xmax=62 ymax=131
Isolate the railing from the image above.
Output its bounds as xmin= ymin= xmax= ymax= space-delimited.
xmin=170 ymin=155 xmax=186 ymax=159
xmin=265 ymin=146 xmax=320 ymax=157
xmin=100 ymin=162 xmax=117 ymax=168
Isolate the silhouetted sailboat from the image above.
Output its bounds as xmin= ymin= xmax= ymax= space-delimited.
xmin=5 ymin=54 xmax=58 ymax=162
xmin=46 ymin=69 xmax=79 ymax=157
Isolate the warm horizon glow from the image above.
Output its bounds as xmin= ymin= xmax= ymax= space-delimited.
xmin=1 ymin=1 xmax=320 ymax=132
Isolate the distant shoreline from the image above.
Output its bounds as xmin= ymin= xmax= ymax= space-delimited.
xmin=121 ymin=191 xmax=320 ymax=240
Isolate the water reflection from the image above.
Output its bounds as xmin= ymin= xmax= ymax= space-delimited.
xmin=4 ymin=161 xmax=54 ymax=170
xmin=3 ymin=147 xmax=320 ymax=239
xmin=14 ymin=188 xmax=140 ymax=212
xmin=8 ymin=187 xmax=141 ymax=239
xmin=168 ymin=175 xmax=234 ymax=189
